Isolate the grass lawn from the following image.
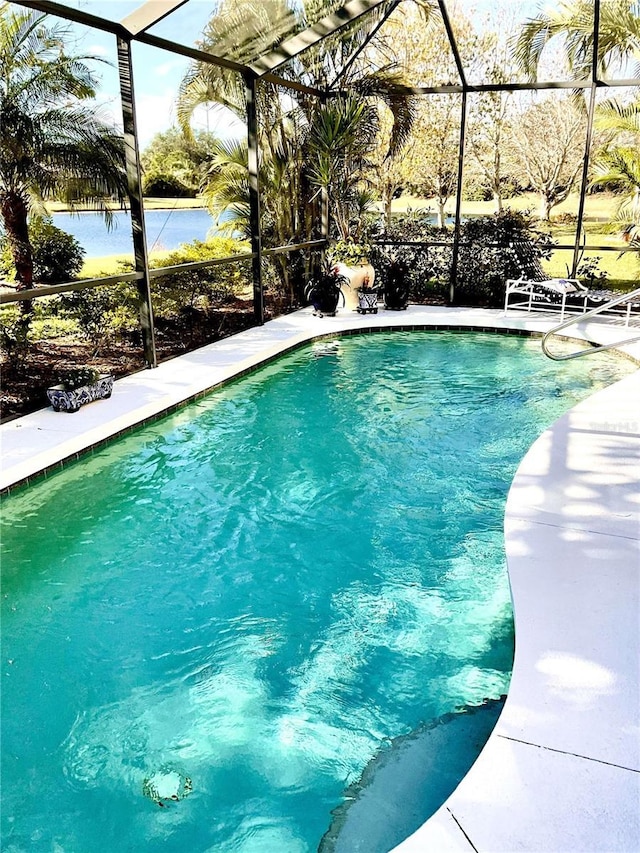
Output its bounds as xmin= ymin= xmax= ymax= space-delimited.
xmin=544 ymin=249 xmax=638 ymax=290
xmin=80 ymin=250 xmax=174 ymax=279
xmin=386 ymin=190 xmax=619 ymax=222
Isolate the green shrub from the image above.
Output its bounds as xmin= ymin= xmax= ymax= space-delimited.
xmin=59 ymin=282 xmax=138 ymax=352
xmin=150 ymin=236 xmax=251 ymax=318
xmin=0 ymin=305 xmax=30 ymax=362
xmin=59 ymin=367 xmax=101 ymax=390
xmin=142 ymin=175 xmax=195 ymax=198
xmin=575 ymin=256 xmax=608 ymax=287
xmin=371 ymin=209 xmax=551 ymax=307
xmin=455 ymin=209 xmax=551 ymax=307
xmin=370 ymin=215 xmax=451 ymax=303
xmin=1 ymin=218 xmax=85 ymax=284
xmin=463 ymin=183 xmax=493 ymax=202
xmin=553 ymin=212 xmax=578 ymax=226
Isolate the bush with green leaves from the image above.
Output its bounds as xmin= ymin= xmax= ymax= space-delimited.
xmin=370 ymin=215 xmax=451 ymax=303
xmin=0 ymin=305 xmax=30 ymax=362
xmin=370 ymin=209 xmax=551 ymax=307
xmin=143 ymin=175 xmax=194 ymax=198
xmin=575 ymin=256 xmax=608 ymax=288
xmin=455 ymin=209 xmax=551 ymax=307
xmin=59 ymin=367 xmax=101 ymax=390
xmin=150 ymin=236 xmax=251 ymax=318
xmin=59 ymin=282 xmax=138 ymax=352
xmin=1 ymin=218 xmax=85 ymax=284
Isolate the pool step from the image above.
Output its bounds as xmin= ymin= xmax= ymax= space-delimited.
xmin=319 ymin=696 xmax=506 ymax=853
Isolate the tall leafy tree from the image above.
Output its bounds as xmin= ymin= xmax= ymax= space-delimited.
xmin=0 ymin=4 xmax=127 ymax=313
xmin=465 ymin=21 xmax=521 ymax=214
xmin=399 ymin=95 xmax=461 ymax=227
xmin=513 ymin=0 xmax=640 ymax=240
xmin=509 ymin=96 xmax=586 ymax=220
xmin=141 ymin=128 xmax=221 ymax=197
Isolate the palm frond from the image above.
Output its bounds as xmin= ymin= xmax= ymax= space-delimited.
xmin=511 ymin=0 xmax=640 ymax=81
xmin=350 ymin=69 xmax=416 ymax=157
xmin=595 ymin=97 xmax=640 ymax=135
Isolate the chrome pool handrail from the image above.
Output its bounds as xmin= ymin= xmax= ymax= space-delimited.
xmin=542 ymin=287 xmax=640 ymax=360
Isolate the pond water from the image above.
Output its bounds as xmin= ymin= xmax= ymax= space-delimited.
xmin=1 ymin=332 xmax=633 ymax=853
xmin=50 ymin=208 xmax=452 ymax=258
xmin=51 ymin=208 xmax=219 ymax=257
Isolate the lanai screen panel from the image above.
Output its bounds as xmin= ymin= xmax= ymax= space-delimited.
xmin=146 ymin=0 xmax=349 ymax=67
xmin=442 ymin=0 xmax=595 ymax=86
xmin=286 ymin=0 xmax=399 ymax=88
xmin=599 ymin=0 xmax=640 ymax=81
xmin=376 ymin=1 xmax=460 ymax=90
xmin=22 ymin=0 xmax=145 ymax=22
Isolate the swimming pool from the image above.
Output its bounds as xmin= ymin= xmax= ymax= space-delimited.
xmin=1 ymin=331 xmax=633 ymax=852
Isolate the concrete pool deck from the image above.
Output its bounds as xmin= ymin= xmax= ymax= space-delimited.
xmin=1 ymin=305 xmax=639 ymax=851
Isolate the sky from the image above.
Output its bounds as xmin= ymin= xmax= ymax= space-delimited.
xmin=27 ymin=0 xmax=575 ymax=151
xmin=50 ymin=0 xmax=247 ymax=149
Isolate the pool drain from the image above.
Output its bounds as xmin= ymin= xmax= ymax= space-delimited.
xmin=142 ymin=769 xmax=192 ymax=807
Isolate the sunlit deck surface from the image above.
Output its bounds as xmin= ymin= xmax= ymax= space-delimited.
xmin=2 ymin=305 xmax=639 ymax=852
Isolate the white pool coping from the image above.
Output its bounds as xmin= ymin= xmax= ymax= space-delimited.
xmin=2 ymin=305 xmax=639 ymax=851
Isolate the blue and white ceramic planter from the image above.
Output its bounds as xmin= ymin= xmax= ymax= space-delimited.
xmin=356 ymin=288 xmax=379 ymax=314
xmin=47 ymin=374 xmax=114 ymax=413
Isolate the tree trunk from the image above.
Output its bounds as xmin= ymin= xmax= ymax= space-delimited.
xmin=384 ymin=190 xmax=393 ymax=230
xmin=540 ymin=193 xmax=552 ymax=221
xmin=493 ymin=190 xmax=503 ymax=214
xmin=436 ymin=200 xmax=446 ymax=229
xmin=0 ymin=192 xmax=34 ymax=326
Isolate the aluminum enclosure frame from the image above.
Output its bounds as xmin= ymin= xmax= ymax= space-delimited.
xmin=5 ymin=0 xmax=638 ymax=367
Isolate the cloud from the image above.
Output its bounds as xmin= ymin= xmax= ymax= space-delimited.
xmin=154 ymin=59 xmax=186 ymax=78
xmin=191 ymin=104 xmax=245 ymax=140
xmin=134 ymin=91 xmax=179 ymax=149
xmin=87 ymin=44 xmax=110 ymax=57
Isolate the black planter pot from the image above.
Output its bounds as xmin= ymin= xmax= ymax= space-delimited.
xmin=384 ymin=283 xmax=409 ymax=310
xmin=315 ymin=287 xmax=342 ymax=315
xmin=305 ymin=269 xmax=348 ymax=317
xmin=383 ymin=261 xmax=410 ymax=310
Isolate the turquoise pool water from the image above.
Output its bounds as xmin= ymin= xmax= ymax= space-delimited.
xmin=1 ymin=332 xmax=633 ymax=852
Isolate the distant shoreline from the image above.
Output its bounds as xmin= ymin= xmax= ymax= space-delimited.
xmin=47 ymin=198 xmax=209 ymax=214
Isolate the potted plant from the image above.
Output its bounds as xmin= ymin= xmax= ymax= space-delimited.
xmin=331 ymin=239 xmax=372 ymax=267
xmin=47 ymin=367 xmax=114 ymax=413
xmin=305 ymin=261 xmax=349 ymax=317
xmin=329 ymin=239 xmax=376 ymax=311
xmin=383 ymin=259 xmax=410 ymax=310
xmin=355 ymin=273 xmax=379 ymax=314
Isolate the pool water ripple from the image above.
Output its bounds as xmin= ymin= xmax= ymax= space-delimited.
xmin=0 ymin=332 xmax=633 ymax=853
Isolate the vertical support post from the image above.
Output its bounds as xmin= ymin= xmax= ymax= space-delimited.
xmin=449 ymin=89 xmax=468 ymax=305
xmin=116 ymin=34 xmax=157 ymax=367
xmin=571 ymin=0 xmax=600 ymax=277
xmin=245 ymin=72 xmax=264 ymax=325
xmin=319 ymin=93 xmax=330 ymax=247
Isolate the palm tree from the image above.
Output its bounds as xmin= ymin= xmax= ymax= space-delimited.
xmin=306 ymin=94 xmax=381 ymax=240
xmin=176 ymin=0 xmax=417 ymax=300
xmin=0 ymin=5 xmax=127 ymax=314
xmin=590 ymin=99 xmax=640 ymax=243
xmin=512 ymin=0 xmax=640 ymax=81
